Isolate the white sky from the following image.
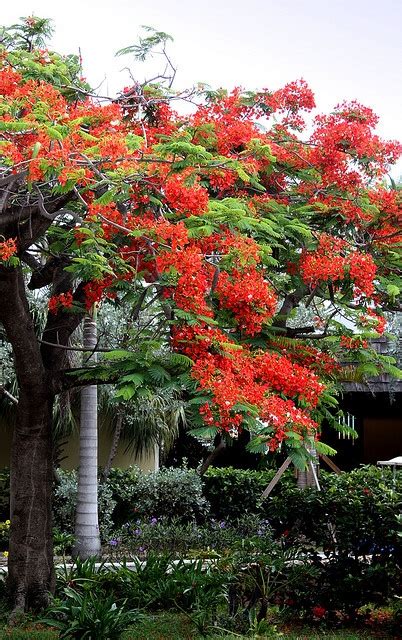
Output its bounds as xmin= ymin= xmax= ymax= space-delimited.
xmin=3 ymin=0 xmax=402 ymax=176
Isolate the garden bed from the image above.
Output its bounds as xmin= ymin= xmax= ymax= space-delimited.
xmin=0 ymin=612 xmax=396 ymax=639
xmin=0 ymin=465 xmax=400 ymax=637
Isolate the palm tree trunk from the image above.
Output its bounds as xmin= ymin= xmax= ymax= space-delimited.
xmin=72 ymin=312 xmax=101 ymax=559
xmin=102 ymin=412 xmax=124 ymax=480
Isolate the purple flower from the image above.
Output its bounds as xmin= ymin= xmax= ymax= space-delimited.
xmin=134 ymin=528 xmax=142 ymax=536
xmin=150 ymin=517 xmax=158 ymax=526
xmin=219 ymin=521 xmax=226 ymax=529
xmin=108 ymin=539 xmax=119 ymax=547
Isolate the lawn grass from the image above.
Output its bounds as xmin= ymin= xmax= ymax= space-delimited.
xmin=0 ymin=612 xmax=393 ymax=639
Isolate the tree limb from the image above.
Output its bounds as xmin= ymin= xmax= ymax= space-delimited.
xmin=0 ymin=385 xmax=18 ymax=405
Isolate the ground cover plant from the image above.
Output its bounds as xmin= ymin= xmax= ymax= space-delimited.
xmin=0 ymin=616 xmax=392 ymax=639
xmin=0 ymin=563 xmax=399 ymax=638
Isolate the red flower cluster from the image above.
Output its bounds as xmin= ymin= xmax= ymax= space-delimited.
xmin=0 ymin=238 xmax=17 ymax=261
xmin=256 ymin=352 xmax=325 ymax=407
xmin=349 ymin=253 xmax=377 ymax=297
xmin=311 ymin=101 xmax=402 ymax=188
xmin=312 ymin=605 xmax=327 ymax=619
xmin=216 ymin=268 xmax=277 ymax=335
xmin=83 ymin=276 xmax=117 ymax=310
xmin=300 ymin=234 xmax=378 ymax=299
xmin=48 ymin=291 xmax=74 ymax=314
xmin=340 ymin=336 xmax=368 ymax=350
xmin=299 ymin=234 xmax=347 ymax=287
xmin=171 ymin=323 xmax=322 ymax=443
xmin=264 ymin=79 xmax=316 ymax=129
xmin=360 ymin=309 xmax=387 ymax=335
xmin=156 ymin=245 xmax=212 ymax=317
xmin=164 ymin=173 xmax=209 ymax=216
xmin=0 ymin=67 xmax=22 ymax=96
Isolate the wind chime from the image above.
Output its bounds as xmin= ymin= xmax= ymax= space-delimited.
xmin=338 ymin=411 xmax=357 ymax=444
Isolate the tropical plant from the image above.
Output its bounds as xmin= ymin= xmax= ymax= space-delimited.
xmin=41 ymin=587 xmax=140 ymax=639
xmin=0 ymin=15 xmax=401 ymax=611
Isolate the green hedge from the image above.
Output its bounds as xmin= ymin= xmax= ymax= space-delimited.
xmin=203 ymin=465 xmax=402 ymax=558
xmin=1 ymin=463 xmax=400 ymax=561
xmin=203 ymin=466 xmax=295 ymax=520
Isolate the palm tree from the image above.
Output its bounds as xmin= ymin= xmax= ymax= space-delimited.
xmin=102 ymin=387 xmax=186 ymax=479
xmin=72 ymin=311 xmax=101 ymax=559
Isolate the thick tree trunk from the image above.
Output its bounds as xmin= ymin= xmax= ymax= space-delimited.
xmin=8 ymin=390 xmax=55 ymax=612
xmin=0 ymin=268 xmax=55 ymax=612
xmin=72 ymin=314 xmax=101 ymax=559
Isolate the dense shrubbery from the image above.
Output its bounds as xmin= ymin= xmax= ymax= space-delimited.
xmin=113 ymin=514 xmax=272 ymax=556
xmin=37 ymin=546 xmax=401 ymax=637
xmin=0 ymin=464 xmax=401 ymax=634
xmin=102 ymin=463 xmax=401 ymax=626
xmin=1 ymin=464 xmax=401 ymax=560
xmin=130 ymin=466 xmax=209 ymax=523
xmin=204 ymin=465 xmax=402 ymax=558
xmin=53 ymin=470 xmax=116 ymax=541
xmin=108 ymin=466 xmax=209 ymax=526
xmin=51 ymin=466 xmax=208 ymax=544
xmin=203 ymin=466 xmax=278 ymax=520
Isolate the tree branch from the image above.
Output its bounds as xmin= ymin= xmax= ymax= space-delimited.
xmin=0 ymin=385 xmax=18 ymax=405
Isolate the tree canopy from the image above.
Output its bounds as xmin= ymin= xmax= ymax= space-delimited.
xmin=1 ymin=18 xmax=402 ymax=464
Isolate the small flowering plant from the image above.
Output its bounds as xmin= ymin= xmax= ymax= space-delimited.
xmin=0 ymin=519 xmax=10 ymax=551
xmin=312 ymin=604 xmax=327 ymax=620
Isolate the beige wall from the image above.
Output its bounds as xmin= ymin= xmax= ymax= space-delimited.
xmin=60 ymin=429 xmax=158 ymax=471
xmin=0 ymin=418 xmax=158 ymax=472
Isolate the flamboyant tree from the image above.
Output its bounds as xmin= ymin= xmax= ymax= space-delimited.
xmin=0 ymin=17 xmax=401 ymax=609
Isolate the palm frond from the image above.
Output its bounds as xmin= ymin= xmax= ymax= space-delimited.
xmin=120 ymin=387 xmax=186 ymax=458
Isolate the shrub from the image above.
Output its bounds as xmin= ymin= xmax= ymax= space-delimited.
xmin=132 ymin=467 xmax=209 ymax=523
xmin=203 ymin=466 xmax=292 ymax=520
xmin=202 ymin=465 xmax=402 ymax=560
xmin=265 ymin=465 xmax=402 ymax=557
xmin=53 ymin=470 xmax=116 ymax=541
xmin=115 ymin=514 xmax=273 ymax=557
xmin=107 ymin=466 xmax=209 ymax=526
xmin=106 ymin=467 xmax=141 ymax=527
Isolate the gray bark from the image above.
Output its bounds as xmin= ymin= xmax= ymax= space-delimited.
xmin=72 ymin=314 xmax=101 ymax=559
xmin=102 ymin=412 xmax=124 ymax=481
